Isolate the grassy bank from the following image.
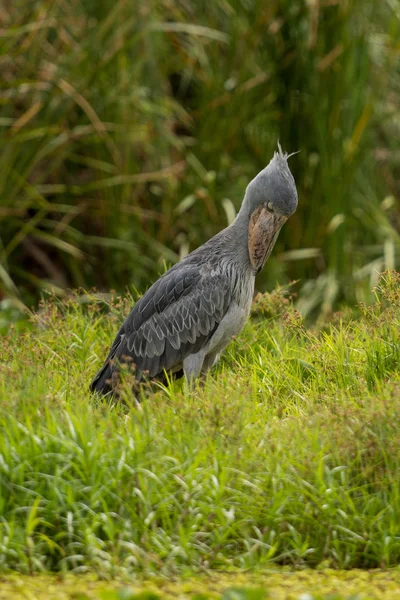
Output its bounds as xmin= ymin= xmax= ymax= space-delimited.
xmin=2 ymin=271 xmax=400 ymax=576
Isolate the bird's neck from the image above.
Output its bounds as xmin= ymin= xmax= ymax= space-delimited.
xmin=222 ymin=207 xmax=251 ymax=269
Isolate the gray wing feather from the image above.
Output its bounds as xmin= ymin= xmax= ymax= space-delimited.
xmin=133 ymin=274 xmax=228 ymax=373
xmin=91 ymin=261 xmax=233 ymax=389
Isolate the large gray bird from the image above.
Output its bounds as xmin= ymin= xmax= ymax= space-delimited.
xmin=90 ymin=145 xmax=298 ymax=395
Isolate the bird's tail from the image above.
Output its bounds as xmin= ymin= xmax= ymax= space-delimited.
xmin=89 ymin=359 xmax=115 ymax=396
xmin=89 ymin=337 xmax=122 ymax=396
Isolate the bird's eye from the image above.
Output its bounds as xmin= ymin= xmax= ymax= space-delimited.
xmin=267 ymin=202 xmax=274 ymax=212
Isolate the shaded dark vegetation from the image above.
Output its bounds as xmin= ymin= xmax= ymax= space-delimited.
xmin=0 ymin=0 xmax=399 ymax=319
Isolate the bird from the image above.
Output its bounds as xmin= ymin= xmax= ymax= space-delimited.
xmin=90 ymin=144 xmax=298 ymax=395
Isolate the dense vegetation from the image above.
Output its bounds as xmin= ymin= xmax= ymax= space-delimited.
xmin=2 ymin=272 xmax=400 ymax=582
xmin=1 ymin=0 xmax=400 ymax=315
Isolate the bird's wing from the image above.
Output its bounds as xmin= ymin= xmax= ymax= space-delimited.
xmin=104 ymin=262 xmax=232 ymax=380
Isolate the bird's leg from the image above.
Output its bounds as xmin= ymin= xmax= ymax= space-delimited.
xmin=183 ymin=350 xmax=222 ymax=394
xmin=201 ymin=350 xmax=221 ymax=373
xmin=183 ymin=352 xmax=206 ymax=392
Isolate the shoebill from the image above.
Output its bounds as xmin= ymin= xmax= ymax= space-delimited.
xmin=90 ymin=145 xmax=298 ymax=395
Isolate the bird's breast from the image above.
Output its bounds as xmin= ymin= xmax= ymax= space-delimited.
xmin=203 ymin=270 xmax=254 ymax=357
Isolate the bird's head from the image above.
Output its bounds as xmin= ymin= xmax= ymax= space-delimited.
xmin=243 ymin=144 xmax=298 ymax=273
xmin=244 ymin=143 xmax=298 ymax=220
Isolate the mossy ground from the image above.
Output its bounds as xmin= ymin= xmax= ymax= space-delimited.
xmin=2 ymin=569 xmax=400 ymax=599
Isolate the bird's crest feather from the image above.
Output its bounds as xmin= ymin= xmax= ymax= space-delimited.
xmin=274 ymin=141 xmax=300 ymax=162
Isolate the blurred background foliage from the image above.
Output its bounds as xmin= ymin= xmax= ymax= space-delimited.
xmin=0 ymin=0 xmax=399 ymax=318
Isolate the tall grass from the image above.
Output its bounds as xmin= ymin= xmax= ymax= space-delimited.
xmin=0 ymin=0 xmax=399 ymax=312
xmin=2 ymin=272 xmax=400 ymax=574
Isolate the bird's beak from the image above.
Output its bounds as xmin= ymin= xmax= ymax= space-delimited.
xmin=248 ymin=205 xmax=287 ymax=274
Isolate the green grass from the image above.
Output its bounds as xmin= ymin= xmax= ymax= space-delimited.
xmin=2 ymin=271 xmax=400 ymax=580
xmin=1 ymin=0 xmax=400 ymax=313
